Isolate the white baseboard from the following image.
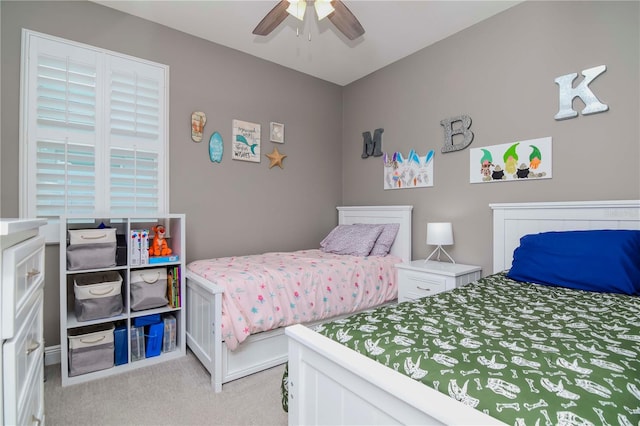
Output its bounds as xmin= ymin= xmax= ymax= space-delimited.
xmin=45 ymin=345 xmax=61 ymax=366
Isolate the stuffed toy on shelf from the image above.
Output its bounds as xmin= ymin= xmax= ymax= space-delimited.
xmin=149 ymin=224 xmax=172 ymax=256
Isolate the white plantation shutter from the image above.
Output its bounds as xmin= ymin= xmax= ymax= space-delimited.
xmin=35 ymin=140 xmax=96 ymax=217
xmin=21 ymin=30 xmax=168 ymax=242
xmin=110 ymin=70 xmax=160 ymax=139
xmin=24 ymin=34 xmax=101 ymax=226
xmin=106 ymin=55 xmax=166 ymax=216
xmin=110 ymin=148 xmax=160 ymax=215
xmin=36 ymin=53 xmax=96 ymax=132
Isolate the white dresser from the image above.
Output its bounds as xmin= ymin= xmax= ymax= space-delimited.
xmin=1 ymin=219 xmax=47 ymax=426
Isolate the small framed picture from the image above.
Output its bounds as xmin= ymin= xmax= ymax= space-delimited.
xmin=270 ymin=122 xmax=284 ymax=143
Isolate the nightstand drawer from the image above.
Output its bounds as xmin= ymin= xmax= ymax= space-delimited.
xmin=399 ymin=271 xmax=447 ymax=301
xmin=396 ymin=260 xmax=482 ymax=303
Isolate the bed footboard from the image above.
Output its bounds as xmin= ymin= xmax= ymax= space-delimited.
xmin=285 ymin=324 xmax=504 ymax=426
xmin=186 ymin=271 xmax=224 ymax=392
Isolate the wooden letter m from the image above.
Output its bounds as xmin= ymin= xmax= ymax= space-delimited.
xmin=362 ymin=128 xmax=384 ymax=158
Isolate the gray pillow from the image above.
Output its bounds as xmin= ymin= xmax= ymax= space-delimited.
xmin=369 ymin=223 xmax=400 ymax=256
xmin=320 ymin=224 xmax=384 ymax=256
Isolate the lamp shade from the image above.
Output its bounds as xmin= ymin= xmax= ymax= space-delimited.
xmin=314 ymin=0 xmax=335 ymax=20
xmin=426 ymin=222 xmax=454 ymax=246
xmin=286 ymin=0 xmax=307 ymax=20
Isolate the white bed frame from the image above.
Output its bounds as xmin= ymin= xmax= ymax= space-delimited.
xmin=185 ymin=205 xmax=413 ymax=392
xmin=286 ymin=200 xmax=640 ymax=425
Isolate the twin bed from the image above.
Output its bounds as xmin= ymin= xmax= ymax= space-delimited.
xmin=285 ymin=200 xmax=640 ymax=425
xmin=184 ymin=205 xmax=412 ymax=392
xmin=184 ymin=200 xmax=640 ymax=425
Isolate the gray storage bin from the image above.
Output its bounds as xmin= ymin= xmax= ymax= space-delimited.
xmin=67 ymin=228 xmax=117 ymax=271
xmin=130 ymin=268 xmax=168 ymax=311
xmin=68 ymin=324 xmax=114 ymax=377
xmin=74 ymin=271 xmax=123 ymax=322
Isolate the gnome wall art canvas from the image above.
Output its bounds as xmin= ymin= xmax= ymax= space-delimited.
xmin=470 ymin=137 xmax=552 ymax=184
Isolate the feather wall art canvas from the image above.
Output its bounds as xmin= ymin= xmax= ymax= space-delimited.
xmin=383 ymin=149 xmax=434 ymax=190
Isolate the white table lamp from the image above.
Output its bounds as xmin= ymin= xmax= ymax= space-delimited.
xmin=425 ymin=222 xmax=455 ymax=263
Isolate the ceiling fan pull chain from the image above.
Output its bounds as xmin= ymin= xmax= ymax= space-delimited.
xmin=296 ymin=27 xmax=300 ymax=37
xmin=308 ymin=32 xmax=311 ymax=42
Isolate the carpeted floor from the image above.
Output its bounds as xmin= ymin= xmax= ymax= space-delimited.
xmin=44 ymin=350 xmax=289 ymax=425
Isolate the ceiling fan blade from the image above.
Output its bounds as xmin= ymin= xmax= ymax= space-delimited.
xmin=328 ymin=0 xmax=365 ymax=40
xmin=253 ymin=0 xmax=290 ymax=36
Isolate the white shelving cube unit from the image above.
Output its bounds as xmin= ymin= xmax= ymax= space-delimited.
xmin=59 ymin=215 xmax=186 ymax=386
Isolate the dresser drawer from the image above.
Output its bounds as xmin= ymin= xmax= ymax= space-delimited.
xmin=399 ymin=270 xmax=447 ymax=301
xmin=16 ymin=356 xmax=45 ymax=426
xmin=3 ymin=289 xmax=44 ymax=424
xmin=1 ymin=235 xmax=45 ymax=339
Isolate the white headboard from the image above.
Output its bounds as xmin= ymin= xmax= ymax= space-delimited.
xmin=337 ymin=205 xmax=413 ymax=263
xmin=491 ymin=200 xmax=640 ymax=274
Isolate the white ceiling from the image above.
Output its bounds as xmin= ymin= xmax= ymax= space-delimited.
xmin=93 ymin=0 xmax=522 ymax=86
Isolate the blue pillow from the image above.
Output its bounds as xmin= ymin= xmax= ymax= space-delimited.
xmin=507 ymin=230 xmax=640 ymax=295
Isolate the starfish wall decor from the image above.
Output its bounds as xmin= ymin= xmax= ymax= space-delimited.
xmin=266 ymin=146 xmax=287 ymax=169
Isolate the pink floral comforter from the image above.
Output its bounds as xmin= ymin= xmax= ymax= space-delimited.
xmin=187 ymin=249 xmax=400 ymax=350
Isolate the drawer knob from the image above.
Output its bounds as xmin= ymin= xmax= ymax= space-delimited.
xmin=26 ymin=269 xmax=41 ymax=278
xmin=26 ymin=341 xmax=41 ymax=355
xmin=417 ymin=286 xmax=432 ymax=291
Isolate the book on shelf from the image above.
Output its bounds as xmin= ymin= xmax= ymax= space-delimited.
xmin=177 ymin=266 xmax=181 ymax=307
xmin=167 ymin=266 xmax=181 ymax=308
xmin=167 ymin=268 xmax=174 ymax=308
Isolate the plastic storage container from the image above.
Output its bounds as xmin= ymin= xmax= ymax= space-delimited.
xmin=114 ymin=325 xmax=128 ymax=366
xmin=74 ymin=271 xmax=123 ymax=321
xmin=132 ymin=314 xmax=164 ymax=358
xmin=162 ymin=315 xmax=176 ymax=353
xmin=133 ymin=314 xmax=161 ymax=327
xmin=68 ymin=323 xmax=115 ymax=376
xmin=146 ymin=322 xmax=164 ymax=358
xmin=130 ymin=325 xmax=145 ymax=362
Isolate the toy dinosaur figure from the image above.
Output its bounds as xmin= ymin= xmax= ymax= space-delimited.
xmin=149 ymin=224 xmax=172 ymax=256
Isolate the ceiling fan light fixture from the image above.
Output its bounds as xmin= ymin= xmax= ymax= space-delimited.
xmin=286 ymin=0 xmax=306 ymax=20
xmin=314 ymin=0 xmax=335 ymax=21
xmin=253 ymin=0 xmax=364 ymax=41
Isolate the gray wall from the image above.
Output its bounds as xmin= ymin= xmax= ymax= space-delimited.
xmin=2 ymin=1 xmax=639 ymax=348
xmin=342 ymin=1 xmax=639 ymax=274
xmin=1 ymin=1 xmax=343 ymax=346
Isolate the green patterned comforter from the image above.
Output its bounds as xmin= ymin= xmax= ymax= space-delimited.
xmin=285 ymin=273 xmax=640 ymax=425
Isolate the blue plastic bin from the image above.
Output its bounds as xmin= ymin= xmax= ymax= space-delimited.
xmin=114 ymin=325 xmax=128 ymax=365
xmin=134 ymin=314 xmax=161 ymax=327
xmin=146 ymin=322 xmax=164 ymax=358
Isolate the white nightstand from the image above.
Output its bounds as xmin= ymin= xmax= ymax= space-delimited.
xmin=396 ymin=260 xmax=482 ymax=302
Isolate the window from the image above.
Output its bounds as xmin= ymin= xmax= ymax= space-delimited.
xmin=20 ymin=30 xmax=169 ymax=241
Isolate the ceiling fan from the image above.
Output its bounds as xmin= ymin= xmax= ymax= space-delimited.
xmin=253 ymin=0 xmax=365 ymax=41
